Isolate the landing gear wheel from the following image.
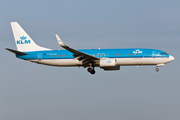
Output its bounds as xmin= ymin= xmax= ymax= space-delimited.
xmin=91 ymin=69 xmax=95 ymax=74
xmin=87 ymin=67 xmax=96 ymax=75
xmin=87 ymin=67 xmax=92 ymax=72
xmin=155 ymin=68 xmax=159 ymax=72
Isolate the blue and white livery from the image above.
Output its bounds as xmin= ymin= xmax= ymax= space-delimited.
xmin=6 ymin=22 xmax=175 ymax=74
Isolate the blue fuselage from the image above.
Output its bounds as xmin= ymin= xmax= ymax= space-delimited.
xmin=17 ymin=48 xmax=169 ymax=60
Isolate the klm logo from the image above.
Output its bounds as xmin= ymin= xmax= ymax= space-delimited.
xmin=133 ymin=49 xmax=142 ymax=54
xmin=17 ymin=36 xmax=31 ymax=44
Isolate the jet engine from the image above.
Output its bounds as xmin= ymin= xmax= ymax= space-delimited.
xmin=99 ymin=59 xmax=120 ymax=70
xmin=99 ymin=59 xmax=117 ymax=67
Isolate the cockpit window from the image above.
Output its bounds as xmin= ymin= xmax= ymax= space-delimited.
xmin=161 ymin=53 xmax=168 ymax=55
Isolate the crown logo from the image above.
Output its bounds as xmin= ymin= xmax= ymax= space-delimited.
xmin=107 ymin=60 xmax=111 ymax=63
xmin=20 ymin=36 xmax=27 ymax=40
xmin=133 ymin=49 xmax=142 ymax=53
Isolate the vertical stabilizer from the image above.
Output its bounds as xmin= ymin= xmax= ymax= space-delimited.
xmin=11 ymin=22 xmax=51 ymax=52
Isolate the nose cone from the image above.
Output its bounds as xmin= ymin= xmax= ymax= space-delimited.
xmin=169 ymin=55 xmax=175 ymax=62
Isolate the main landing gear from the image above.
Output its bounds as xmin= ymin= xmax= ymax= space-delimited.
xmin=87 ymin=67 xmax=95 ymax=75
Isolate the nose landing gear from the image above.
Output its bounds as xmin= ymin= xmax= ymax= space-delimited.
xmin=155 ymin=64 xmax=165 ymax=72
xmin=155 ymin=67 xmax=159 ymax=72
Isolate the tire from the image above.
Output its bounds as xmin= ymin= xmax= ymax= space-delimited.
xmin=155 ymin=68 xmax=159 ymax=72
xmin=87 ymin=67 xmax=92 ymax=72
xmin=91 ymin=69 xmax=95 ymax=74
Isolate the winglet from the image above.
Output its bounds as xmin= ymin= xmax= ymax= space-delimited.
xmin=55 ymin=34 xmax=65 ymax=47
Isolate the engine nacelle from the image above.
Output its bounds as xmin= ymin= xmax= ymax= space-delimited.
xmin=102 ymin=66 xmax=120 ymax=71
xmin=99 ymin=59 xmax=117 ymax=67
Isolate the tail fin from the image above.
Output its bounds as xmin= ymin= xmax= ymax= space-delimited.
xmin=11 ymin=22 xmax=51 ymax=52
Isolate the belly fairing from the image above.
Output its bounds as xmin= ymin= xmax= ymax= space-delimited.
xmin=29 ymin=59 xmax=79 ymax=66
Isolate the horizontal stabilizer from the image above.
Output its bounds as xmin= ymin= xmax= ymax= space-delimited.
xmin=5 ymin=48 xmax=28 ymax=55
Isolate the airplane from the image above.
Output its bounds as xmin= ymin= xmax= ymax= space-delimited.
xmin=6 ymin=22 xmax=175 ymax=75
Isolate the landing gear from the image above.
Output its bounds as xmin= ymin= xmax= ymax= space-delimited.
xmin=87 ymin=67 xmax=95 ymax=74
xmin=87 ymin=67 xmax=92 ymax=72
xmin=155 ymin=67 xmax=159 ymax=72
xmin=91 ymin=69 xmax=95 ymax=74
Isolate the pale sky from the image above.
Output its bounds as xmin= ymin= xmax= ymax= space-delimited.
xmin=0 ymin=0 xmax=180 ymax=120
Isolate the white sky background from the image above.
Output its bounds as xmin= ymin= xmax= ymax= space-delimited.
xmin=0 ymin=0 xmax=180 ymax=120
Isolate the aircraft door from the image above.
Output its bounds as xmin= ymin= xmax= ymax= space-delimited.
xmin=38 ymin=53 xmax=42 ymax=61
xmin=152 ymin=51 xmax=156 ymax=58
